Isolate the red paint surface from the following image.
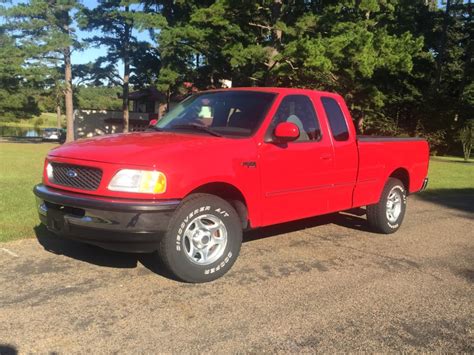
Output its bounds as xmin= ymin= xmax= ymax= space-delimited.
xmin=44 ymin=88 xmax=429 ymax=228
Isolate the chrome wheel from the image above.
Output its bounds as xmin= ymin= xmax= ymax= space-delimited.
xmin=182 ymin=214 xmax=228 ymax=265
xmin=386 ymin=188 xmax=402 ymax=223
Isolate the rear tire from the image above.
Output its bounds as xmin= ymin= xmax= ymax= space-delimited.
xmin=158 ymin=193 xmax=242 ymax=283
xmin=367 ymin=178 xmax=407 ymax=234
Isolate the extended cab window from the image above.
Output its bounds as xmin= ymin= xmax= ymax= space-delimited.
xmin=270 ymin=95 xmax=321 ymax=142
xmin=321 ymin=97 xmax=349 ymax=141
xmin=155 ymin=91 xmax=276 ymax=137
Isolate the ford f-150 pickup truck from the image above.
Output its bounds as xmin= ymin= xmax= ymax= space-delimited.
xmin=34 ymin=88 xmax=429 ymax=282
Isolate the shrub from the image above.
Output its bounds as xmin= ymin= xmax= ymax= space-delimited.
xmin=458 ymin=120 xmax=473 ymax=161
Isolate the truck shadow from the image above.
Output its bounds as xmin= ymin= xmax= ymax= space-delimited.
xmin=417 ymin=188 xmax=474 ymax=214
xmin=0 ymin=345 xmax=17 ymax=355
xmin=34 ymin=224 xmax=181 ymax=281
xmin=34 ymin=225 xmax=139 ymax=268
xmin=244 ymin=208 xmax=371 ymax=242
xmin=34 ymin=209 xmax=371 ymax=280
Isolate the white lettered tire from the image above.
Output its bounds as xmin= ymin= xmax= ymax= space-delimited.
xmin=367 ymin=177 xmax=407 ymax=234
xmin=158 ymin=193 xmax=242 ymax=283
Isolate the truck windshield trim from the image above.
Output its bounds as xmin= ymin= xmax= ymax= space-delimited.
xmin=154 ymin=91 xmax=277 ymax=138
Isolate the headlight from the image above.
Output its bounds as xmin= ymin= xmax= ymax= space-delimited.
xmin=46 ymin=162 xmax=53 ymax=180
xmin=108 ymin=169 xmax=167 ymax=194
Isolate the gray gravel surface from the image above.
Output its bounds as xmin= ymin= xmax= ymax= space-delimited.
xmin=0 ymin=195 xmax=473 ymax=353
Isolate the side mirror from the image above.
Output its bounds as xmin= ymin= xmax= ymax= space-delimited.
xmin=149 ymin=119 xmax=158 ymax=126
xmin=273 ymin=122 xmax=300 ymax=142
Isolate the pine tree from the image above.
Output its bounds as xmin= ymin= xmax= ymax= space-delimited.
xmin=151 ymin=0 xmax=424 ymax=131
xmin=1 ymin=0 xmax=81 ymax=142
xmin=78 ymin=0 xmax=165 ymax=132
xmin=0 ymin=28 xmax=41 ymax=119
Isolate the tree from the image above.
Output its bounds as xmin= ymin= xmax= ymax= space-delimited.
xmin=75 ymin=85 xmax=122 ymax=110
xmin=37 ymin=66 xmax=66 ymax=128
xmin=401 ymin=0 xmax=474 ymax=153
xmin=1 ymin=0 xmax=81 ymax=142
xmin=458 ymin=120 xmax=473 ymax=161
xmin=144 ymin=0 xmax=473 ymax=153
xmin=143 ymin=0 xmax=223 ymax=97
xmin=0 ymin=28 xmax=41 ymax=119
xmin=78 ymin=0 xmax=165 ymax=132
xmin=150 ymin=0 xmax=424 ymax=131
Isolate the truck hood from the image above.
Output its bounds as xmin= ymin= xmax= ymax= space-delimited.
xmin=48 ymin=131 xmax=225 ymax=167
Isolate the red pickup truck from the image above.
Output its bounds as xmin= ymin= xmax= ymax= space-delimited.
xmin=34 ymin=88 xmax=429 ymax=282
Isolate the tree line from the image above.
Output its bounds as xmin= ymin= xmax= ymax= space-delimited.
xmin=0 ymin=0 xmax=472 ymax=155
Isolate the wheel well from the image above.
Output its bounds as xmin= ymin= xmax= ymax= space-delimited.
xmin=390 ymin=168 xmax=410 ymax=191
xmin=188 ymin=182 xmax=249 ymax=229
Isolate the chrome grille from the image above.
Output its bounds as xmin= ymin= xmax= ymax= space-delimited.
xmin=50 ymin=163 xmax=102 ymax=191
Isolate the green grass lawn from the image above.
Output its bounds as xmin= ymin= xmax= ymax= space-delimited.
xmin=0 ymin=112 xmax=65 ymax=128
xmin=0 ymin=142 xmax=58 ymax=243
xmin=424 ymin=156 xmax=474 ymax=192
xmin=0 ymin=142 xmax=473 ymax=243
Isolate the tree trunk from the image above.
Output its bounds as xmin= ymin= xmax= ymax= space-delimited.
xmin=436 ymin=0 xmax=451 ymax=89
xmin=264 ymin=0 xmax=282 ymax=86
xmin=56 ymin=104 xmax=61 ymax=128
xmin=463 ymin=142 xmax=471 ymax=161
xmin=122 ymin=65 xmax=130 ymax=133
xmin=122 ymin=7 xmax=131 ymax=133
xmin=61 ymin=9 xmax=74 ymax=143
xmin=64 ymin=45 xmax=74 ymax=143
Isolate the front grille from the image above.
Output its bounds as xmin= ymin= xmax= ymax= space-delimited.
xmin=50 ymin=163 xmax=102 ymax=191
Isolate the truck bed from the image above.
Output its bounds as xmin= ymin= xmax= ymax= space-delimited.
xmin=353 ymin=136 xmax=429 ymax=208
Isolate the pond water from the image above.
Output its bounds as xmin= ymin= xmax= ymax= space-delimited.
xmin=0 ymin=125 xmax=42 ymax=137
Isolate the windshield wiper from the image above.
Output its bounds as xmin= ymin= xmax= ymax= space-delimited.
xmin=170 ymin=123 xmax=223 ymax=137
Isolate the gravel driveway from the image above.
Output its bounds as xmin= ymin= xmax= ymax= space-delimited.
xmin=0 ymin=195 xmax=472 ymax=353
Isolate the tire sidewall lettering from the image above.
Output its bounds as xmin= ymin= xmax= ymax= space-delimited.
xmin=214 ymin=208 xmax=230 ymax=217
xmin=174 ymin=205 xmax=235 ymax=275
xmin=204 ymin=251 xmax=233 ymax=275
xmin=175 ymin=205 xmax=211 ymax=251
xmin=175 ymin=206 xmax=231 ymax=247
xmin=173 ymin=205 xmax=235 ymax=275
xmin=161 ymin=194 xmax=242 ymax=283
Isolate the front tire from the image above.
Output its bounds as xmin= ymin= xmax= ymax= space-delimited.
xmin=158 ymin=193 xmax=242 ymax=283
xmin=367 ymin=178 xmax=407 ymax=234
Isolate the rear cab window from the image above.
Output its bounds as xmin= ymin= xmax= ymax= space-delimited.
xmin=321 ymin=97 xmax=349 ymax=141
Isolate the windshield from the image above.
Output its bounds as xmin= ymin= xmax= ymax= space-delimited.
xmin=155 ymin=91 xmax=276 ymax=137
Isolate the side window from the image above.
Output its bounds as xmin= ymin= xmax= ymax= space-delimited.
xmin=321 ymin=97 xmax=349 ymax=141
xmin=271 ymin=95 xmax=321 ymax=142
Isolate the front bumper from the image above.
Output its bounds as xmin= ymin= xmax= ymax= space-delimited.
xmin=33 ymin=184 xmax=181 ymax=253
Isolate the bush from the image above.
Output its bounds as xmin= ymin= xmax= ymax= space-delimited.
xmin=34 ymin=117 xmax=44 ymax=127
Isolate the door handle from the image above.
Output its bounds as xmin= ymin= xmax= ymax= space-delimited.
xmin=320 ymin=153 xmax=332 ymax=160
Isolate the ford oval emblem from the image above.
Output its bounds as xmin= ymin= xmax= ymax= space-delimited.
xmin=66 ymin=169 xmax=78 ymax=178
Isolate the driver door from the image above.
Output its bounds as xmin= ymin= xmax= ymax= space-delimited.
xmin=259 ymin=94 xmax=335 ymax=226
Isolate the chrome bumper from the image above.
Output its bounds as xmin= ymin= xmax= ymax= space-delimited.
xmin=420 ymin=177 xmax=429 ymax=191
